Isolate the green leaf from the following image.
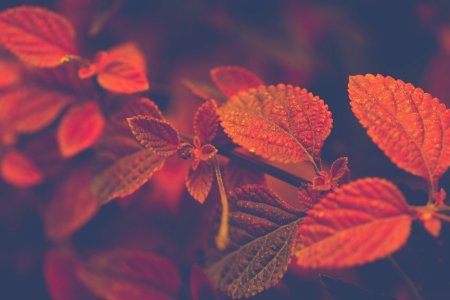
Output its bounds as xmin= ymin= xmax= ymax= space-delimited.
xmin=205 ymin=185 xmax=304 ymax=299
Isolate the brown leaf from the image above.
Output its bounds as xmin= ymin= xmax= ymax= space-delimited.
xmin=330 ymin=157 xmax=349 ymax=183
xmin=194 ymin=100 xmax=219 ymax=143
xmin=128 ymin=116 xmax=179 ymax=156
xmin=296 ymin=178 xmax=414 ymax=268
xmin=185 ymin=161 xmax=213 ymax=204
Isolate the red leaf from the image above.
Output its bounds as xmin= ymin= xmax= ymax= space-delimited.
xmin=0 ymin=6 xmax=77 ymax=67
xmin=58 ymin=102 xmax=105 ymax=157
xmin=210 ymin=66 xmax=264 ymax=97
xmin=44 ymin=166 xmax=98 ymax=241
xmin=349 ymin=74 xmax=450 ymax=184
xmin=80 ymin=43 xmax=149 ymax=93
xmin=312 ymin=171 xmax=331 ymax=191
xmin=0 ymin=59 xmax=21 ymax=88
xmin=78 ymin=250 xmax=181 ymax=300
xmin=424 ymin=217 xmax=442 ymax=237
xmin=183 ymin=79 xmax=226 ymax=103
xmin=296 ymin=178 xmax=414 ymax=268
xmin=128 ymin=116 xmax=180 ymax=156
xmin=44 ymin=249 xmax=99 ymax=300
xmin=199 ymin=144 xmax=217 ymax=161
xmin=219 ymin=84 xmax=333 ymax=165
xmin=5 ymin=86 xmax=73 ymax=134
xmin=185 ymin=161 xmax=213 ymax=204
xmin=222 ymin=158 xmax=266 ymax=191
xmin=194 ymin=100 xmax=219 ymax=143
xmin=1 ymin=149 xmax=43 ymax=187
xmin=330 ymin=157 xmax=349 ymax=182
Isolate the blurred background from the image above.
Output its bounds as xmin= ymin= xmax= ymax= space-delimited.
xmin=1 ymin=0 xmax=450 ymax=299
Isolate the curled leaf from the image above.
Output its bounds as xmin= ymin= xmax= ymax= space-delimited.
xmin=58 ymin=102 xmax=105 ymax=157
xmin=78 ymin=250 xmax=181 ymax=300
xmin=1 ymin=149 xmax=43 ymax=187
xmin=0 ymin=6 xmax=77 ymax=67
xmin=296 ymin=178 xmax=414 ymax=268
xmin=194 ymin=100 xmax=219 ymax=143
xmin=219 ymin=84 xmax=332 ymax=166
xmin=91 ymin=149 xmax=165 ymax=204
xmin=206 ymin=185 xmax=304 ymax=298
xmin=128 ymin=116 xmax=179 ymax=156
xmin=199 ymin=144 xmax=217 ymax=161
xmin=349 ymin=74 xmax=450 ymax=184
xmin=211 ymin=66 xmax=264 ymax=97
xmin=186 ymin=161 xmax=213 ymax=204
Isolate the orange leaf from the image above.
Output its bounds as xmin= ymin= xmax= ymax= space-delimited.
xmin=185 ymin=161 xmax=213 ymax=204
xmin=194 ymin=100 xmax=219 ymax=143
xmin=0 ymin=6 xmax=77 ymax=67
xmin=349 ymin=74 xmax=450 ymax=184
xmin=44 ymin=166 xmax=98 ymax=241
xmin=199 ymin=144 xmax=217 ymax=161
xmin=1 ymin=149 xmax=43 ymax=187
xmin=424 ymin=217 xmax=442 ymax=237
xmin=44 ymin=249 xmax=99 ymax=300
xmin=5 ymin=86 xmax=73 ymax=134
xmin=219 ymin=84 xmax=333 ymax=166
xmin=58 ymin=102 xmax=105 ymax=157
xmin=78 ymin=250 xmax=181 ymax=300
xmin=296 ymin=178 xmax=414 ymax=268
xmin=128 ymin=116 xmax=179 ymax=156
xmin=80 ymin=43 xmax=149 ymax=93
xmin=210 ymin=66 xmax=264 ymax=97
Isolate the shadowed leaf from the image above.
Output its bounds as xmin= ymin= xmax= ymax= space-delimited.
xmin=349 ymin=74 xmax=450 ymax=184
xmin=194 ymin=100 xmax=219 ymax=143
xmin=211 ymin=66 xmax=264 ymax=97
xmin=296 ymin=178 xmax=413 ymax=268
xmin=0 ymin=6 xmax=77 ymax=67
xmin=78 ymin=250 xmax=180 ymax=300
xmin=185 ymin=161 xmax=213 ymax=204
xmin=219 ymin=84 xmax=332 ymax=166
xmin=206 ymin=185 xmax=304 ymax=298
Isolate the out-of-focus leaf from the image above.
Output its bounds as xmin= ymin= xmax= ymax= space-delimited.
xmin=1 ymin=149 xmax=43 ymax=187
xmin=91 ymin=149 xmax=165 ymax=204
xmin=185 ymin=161 xmax=213 ymax=204
xmin=58 ymin=102 xmax=105 ymax=157
xmin=210 ymin=66 xmax=264 ymax=97
xmin=44 ymin=166 xmax=99 ymax=241
xmin=0 ymin=6 xmax=77 ymax=67
xmin=296 ymin=178 xmax=414 ymax=268
xmin=79 ymin=43 xmax=149 ymax=93
xmin=194 ymin=100 xmax=219 ymax=143
xmin=349 ymin=74 xmax=450 ymax=184
xmin=0 ymin=59 xmax=21 ymax=88
xmin=44 ymin=248 xmax=99 ymax=300
xmin=190 ymin=265 xmax=219 ymax=300
xmin=206 ymin=185 xmax=304 ymax=299
xmin=128 ymin=116 xmax=179 ymax=156
xmin=219 ymin=84 xmax=332 ymax=166
xmin=78 ymin=250 xmax=181 ymax=300
xmin=223 ymin=159 xmax=266 ymax=191
xmin=183 ymin=79 xmax=226 ymax=103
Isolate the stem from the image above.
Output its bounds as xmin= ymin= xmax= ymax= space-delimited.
xmin=213 ymin=158 xmax=229 ymax=250
xmin=435 ymin=213 xmax=450 ymax=222
xmin=387 ymin=256 xmax=425 ymax=300
xmin=179 ymin=133 xmax=310 ymax=188
xmin=427 ymin=180 xmax=436 ymax=205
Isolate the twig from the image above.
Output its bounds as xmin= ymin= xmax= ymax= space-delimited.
xmin=387 ymin=256 xmax=425 ymax=300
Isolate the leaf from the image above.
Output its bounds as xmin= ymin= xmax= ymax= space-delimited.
xmin=222 ymin=157 xmax=266 ymax=191
xmin=312 ymin=171 xmax=331 ymax=191
xmin=183 ymin=79 xmax=226 ymax=103
xmin=0 ymin=6 xmax=77 ymax=67
xmin=80 ymin=43 xmax=149 ymax=93
xmin=1 ymin=149 xmax=43 ymax=187
xmin=330 ymin=157 xmax=349 ymax=182
xmin=423 ymin=217 xmax=441 ymax=237
xmin=44 ymin=249 xmax=99 ymax=300
xmin=348 ymin=74 xmax=450 ymax=184
xmin=211 ymin=66 xmax=264 ymax=97
xmin=128 ymin=116 xmax=180 ymax=156
xmin=219 ymin=84 xmax=333 ymax=165
xmin=78 ymin=250 xmax=181 ymax=300
xmin=5 ymin=86 xmax=73 ymax=133
xmin=296 ymin=178 xmax=414 ymax=268
xmin=185 ymin=161 xmax=213 ymax=204
xmin=44 ymin=166 xmax=99 ymax=241
xmin=0 ymin=59 xmax=21 ymax=88
xmin=91 ymin=149 xmax=165 ymax=204
xmin=206 ymin=185 xmax=304 ymax=299
xmin=194 ymin=100 xmax=219 ymax=143
xmin=190 ymin=265 xmax=219 ymax=300
xmin=58 ymin=102 xmax=105 ymax=157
